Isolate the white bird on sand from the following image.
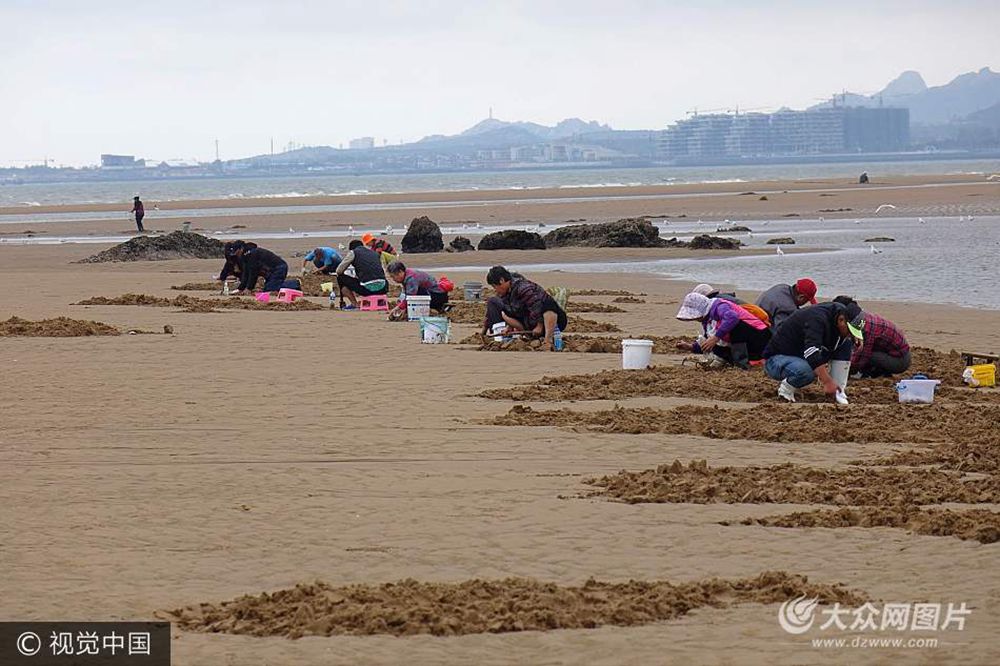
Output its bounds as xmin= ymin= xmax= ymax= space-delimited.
xmin=724 ymin=219 xmax=731 ymax=225
xmin=761 ymin=220 xmax=770 ymax=226
xmin=918 ymin=217 xmax=926 ymax=224
xmin=854 ymin=219 xmax=862 ymax=225
xmin=462 ymin=223 xmax=468 ymax=230
xmin=776 ymin=246 xmax=785 ymax=256
xmin=289 ymin=227 xmax=295 ymax=233
xmin=968 ymin=215 xmax=975 ymax=222
xmin=385 ymin=225 xmax=393 ymax=233
xmin=697 ymin=219 xmax=703 ymax=225
xmin=474 ymin=222 xmax=482 ymax=229
xmin=870 ymin=244 xmax=883 ymax=255
xmin=348 ymin=225 xmax=354 ymax=234
xmin=875 ymin=204 xmax=896 ymax=214
xmin=818 ymin=216 xmax=824 ymax=222
xmin=402 ymin=225 xmax=408 ymax=232
xmin=959 ymin=216 xmax=965 ymax=222
xmin=746 ymin=231 xmax=753 ymax=238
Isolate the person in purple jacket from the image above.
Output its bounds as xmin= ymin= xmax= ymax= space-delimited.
xmin=675 ymin=291 xmax=771 ymax=369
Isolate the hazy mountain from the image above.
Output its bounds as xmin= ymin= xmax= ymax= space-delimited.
xmin=456 ymin=117 xmax=612 ymax=140
xmin=812 ymin=67 xmax=1000 ymax=124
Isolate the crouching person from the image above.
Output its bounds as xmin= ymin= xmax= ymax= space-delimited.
xmin=762 ymin=301 xmax=864 ymax=403
xmin=486 ymin=266 xmax=567 ymax=351
xmin=675 ymin=292 xmax=771 ymax=369
xmin=387 ymin=261 xmax=449 ymax=320
xmin=833 ymin=296 xmax=912 ymax=378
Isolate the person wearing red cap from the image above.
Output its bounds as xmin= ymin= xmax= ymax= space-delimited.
xmin=362 ymin=233 xmax=398 ymax=268
xmin=755 ymin=278 xmax=818 ymax=332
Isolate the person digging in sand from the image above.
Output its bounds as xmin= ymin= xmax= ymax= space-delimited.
xmin=833 ymin=296 xmax=911 ymax=378
xmin=674 ymin=292 xmax=771 ymax=369
xmin=755 ymin=278 xmax=818 ymax=331
xmin=693 ymin=283 xmax=771 ymax=327
xmin=386 ymin=261 xmax=449 ymax=320
xmin=362 ymin=233 xmax=398 ymax=268
xmin=231 ymin=243 xmax=289 ymax=296
xmin=335 ymin=240 xmax=388 ymax=309
xmin=762 ymin=301 xmax=864 ymax=403
xmin=301 ymin=246 xmax=343 ymax=276
xmin=486 ymin=266 xmax=567 ymax=351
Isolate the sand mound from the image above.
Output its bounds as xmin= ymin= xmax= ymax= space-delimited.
xmin=76 ymin=232 xmax=224 ymax=263
xmin=587 ymin=460 xmax=1000 ymax=506
xmin=863 ymin=438 xmax=1000 ymax=475
xmin=480 ymin=365 xmax=896 ymax=404
xmin=163 ymin=571 xmax=863 ymax=639
xmin=76 ymin=294 xmax=324 ymax=312
xmin=446 ymin=302 xmax=621 ymax=332
xmin=571 ymin=289 xmax=645 ymax=297
xmin=728 ymin=507 xmax=1000 ymax=544
xmin=480 ymin=351 xmax=990 ymax=403
xmin=492 ymin=403 xmax=1000 ymax=446
xmin=565 ymin=302 xmax=625 ymax=313
xmin=613 ymin=296 xmax=645 ymax=303
xmin=170 ymin=282 xmax=218 ymax=292
xmin=461 ymin=333 xmax=689 ymax=355
xmin=460 ymin=334 xmax=625 ymax=353
xmin=0 ymin=316 xmax=121 ymax=337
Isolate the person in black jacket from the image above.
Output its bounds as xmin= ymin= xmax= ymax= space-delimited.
xmin=335 ymin=239 xmax=388 ymax=309
xmin=232 ymin=244 xmax=289 ymax=295
xmin=762 ymin=302 xmax=864 ymax=403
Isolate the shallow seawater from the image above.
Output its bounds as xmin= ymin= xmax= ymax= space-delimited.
xmin=440 ymin=215 xmax=1000 ymax=310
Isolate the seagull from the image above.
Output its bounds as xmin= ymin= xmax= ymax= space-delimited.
xmin=474 ymin=222 xmax=482 ymax=229
xmin=746 ymin=231 xmax=753 ymax=238
xmin=959 ymin=216 xmax=965 ymax=222
xmin=761 ymin=220 xmax=770 ymax=226
xmin=870 ymin=244 xmax=883 ymax=255
xmin=348 ymin=225 xmax=354 ymax=234
xmin=776 ymin=246 xmax=785 ymax=256
xmin=969 ymin=215 xmax=975 ymax=222
xmin=462 ymin=223 xmax=468 ymax=230
xmin=724 ymin=219 xmax=731 ymax=225
xmin=289 ymin=227 xmax=295 ymax=233
xmin=918 ymin=217 xmax=926 ymax=224
xmin=854 ymin=219 xmax=862 ymax=225
xmin=697 ymin=219 xmax=703 ymax=225
xmin=385 ymin=225 xmax=393 ymax=233
xmin=818 ymin=216 xmax=824 ymax=222
xmin=875 ymin=204 xmax=896 ymax=214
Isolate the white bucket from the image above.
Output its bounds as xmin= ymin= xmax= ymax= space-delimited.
xmin=406 ymin=295 xmax=432 ymax=321
xmin=491 ymin=322 xmax=507 ymax=342
xmin=896 ymin=379 xmax=941 ymax=404
xmin=419 ymin=316 xmax=450 ymax=344
xmin=622 ymin=339 xmax=654 ymax=370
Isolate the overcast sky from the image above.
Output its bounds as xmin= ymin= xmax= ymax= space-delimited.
xmin=1 ymin=0 xmax=997 ymax=166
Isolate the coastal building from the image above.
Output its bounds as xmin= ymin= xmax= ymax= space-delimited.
xmin=349 ymin=137 xmax=375 ymax=150
xmin=100 ymin=154 xmax=145 ymax=168
xmin=659 ymin=107 xmax=910 ymax=160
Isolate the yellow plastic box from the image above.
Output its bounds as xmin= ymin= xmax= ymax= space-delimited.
xmin=967 ymin=363 xmax=997 ymax=388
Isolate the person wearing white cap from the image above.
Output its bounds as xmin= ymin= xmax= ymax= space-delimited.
xmin=692 ymin=283 xmax=743 ymax=304
xmin=675 ymin=292 xmax=771 ymax=369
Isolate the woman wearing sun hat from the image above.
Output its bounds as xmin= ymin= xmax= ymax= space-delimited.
xmin=675 ymin=292 xmax=771 ymax=369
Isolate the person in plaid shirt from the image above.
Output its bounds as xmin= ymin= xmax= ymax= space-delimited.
xmin=387 ymin=261 xmax=449 ymax=318
xmin=486 ymin=266 xmax=568 ymax=350
xmin=835 ymin=296 xmax=911 ymax=378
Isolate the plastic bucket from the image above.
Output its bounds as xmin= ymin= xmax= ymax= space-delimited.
xmin=406 ymin=295 xmax=432 ymax=320
xmin=964 ymin=363 xmax=996 ymax=388
xmin=622 ymin=339 xmax=654 ymax=370
xmin=255 ymin=292 xmax=271 ymax=303
xmin=419 ymin=316 xmax=450 ymax=344
xmin=492 ymin=321 xmax=507 ymax=342
xmin=463 ymin=281 xmax=483 ymax=301
xmin=320 ymin=282 xmax=334 ymax=294
xmin=896 ymin=379 xmax=941 ymax=404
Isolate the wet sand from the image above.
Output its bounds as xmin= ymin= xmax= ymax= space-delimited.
xmin=2 ymin=175 xmax=1000 ymax=240
xmin=2 ymin=189 xmax=1000 ymax=665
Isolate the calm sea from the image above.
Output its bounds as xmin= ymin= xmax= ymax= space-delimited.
xmin=2 ymin=159 xmax=999 ymax=207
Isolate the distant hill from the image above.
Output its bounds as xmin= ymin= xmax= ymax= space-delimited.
xmin=813 ymin=67 xmax=1000 ymax=124
xmin=457 ymin=117 xmax=612 ymax=140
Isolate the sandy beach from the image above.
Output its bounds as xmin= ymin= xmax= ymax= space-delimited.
xmin=2 ymin=180 xmax=999 ymax=665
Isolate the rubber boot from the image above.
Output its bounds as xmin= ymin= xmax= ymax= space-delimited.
xmin=730 ymin=342 xmax=750 ymax=370
xmin=828 ymin=359 xmax=851 ymax=405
